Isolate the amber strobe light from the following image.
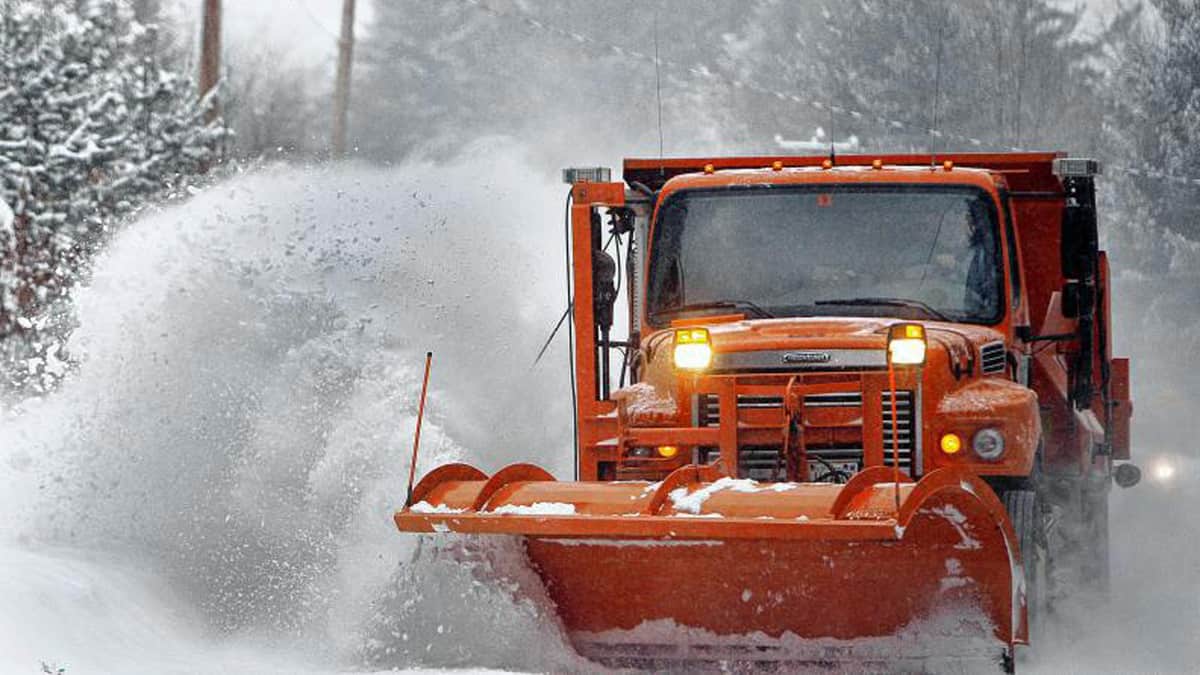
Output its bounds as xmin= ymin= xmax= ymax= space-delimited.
xmin=887 ymin=323 xmax=927 ymax=366
xmin=673 ymin=328 xmax=713 ymax=370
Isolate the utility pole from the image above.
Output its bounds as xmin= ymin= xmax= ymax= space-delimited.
xmin=332 ymin=0 xmax=356 ymax=158
xmin=199 ymin=0 xmax=221 ymax=124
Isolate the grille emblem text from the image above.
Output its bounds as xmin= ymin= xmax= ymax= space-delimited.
xmin=782 ymin=351 xmax=832 ymax=364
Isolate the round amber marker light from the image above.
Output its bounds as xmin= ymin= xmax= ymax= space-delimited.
xmin=657 ymin=445 xmax=679 ymax=459
xmin=940 ymin=433 xmax=963 ymax=454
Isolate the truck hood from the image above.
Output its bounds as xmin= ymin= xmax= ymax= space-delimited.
xmin=698 ymin=316 xmax=1005 ymax=353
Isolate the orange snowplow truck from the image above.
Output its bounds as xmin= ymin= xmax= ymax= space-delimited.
xmin=396 ymin=153 xmax=1137 ymax=671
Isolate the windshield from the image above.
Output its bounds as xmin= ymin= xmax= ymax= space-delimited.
xmin=646 ymin=184 xmax=1004 ymax=327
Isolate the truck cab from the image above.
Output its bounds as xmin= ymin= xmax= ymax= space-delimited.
xmin=565 ymin=154 xmax=1131 ymax=497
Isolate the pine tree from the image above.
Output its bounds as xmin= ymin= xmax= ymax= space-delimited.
xmin=712 ymin=0 xmax=1111 ymax=153
xmin=0 ymin=0 xmax=226 ymax=355
xmin=350 ymin=0 xmax=746 ymax=160
xmin=1107 ymin=0 xmax=1200 ymax=247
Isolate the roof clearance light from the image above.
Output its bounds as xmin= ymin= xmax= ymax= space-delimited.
xmin=940 ymin=433 xmax=963 ymax=454
xmin=561 ymin=167 xmax=611 ymax=184
xmin=887 ymin=323 xmax=927 ymax=366
xmin=673 ymin=328 xmax=713 ymax=370
xmin=872 ymin=159 xmax=883 ymax=170
xmin=1052 ymin=158 xmax=1102 ymax=178
xmin=772 ymin=160 xmax=784 ymax=171
xmin=942 ymin=160 xmax=954 ymax=172
xmin=704 ymin=163 xmax=715 ymax=174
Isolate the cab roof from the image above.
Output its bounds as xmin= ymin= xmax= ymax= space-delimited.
xmin=623 ymin=152 xmax=1066 ymax=195
xmin=656 ymin=163 xmax=1003 ymax=197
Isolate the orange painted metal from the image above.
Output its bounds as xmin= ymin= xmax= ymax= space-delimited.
xmin=404 ymin=351 xmax=433 ymax=506
xmin=396 ymin=463 xmax=1024 ymax=657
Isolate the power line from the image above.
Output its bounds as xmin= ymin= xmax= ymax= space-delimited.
xmin=296 ymin=0 xmax=340 ymax=41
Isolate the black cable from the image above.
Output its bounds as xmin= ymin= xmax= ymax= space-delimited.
xmin=612 ymin=231 xmax=622 ymax=299
xmin=610 ymin=229 xmax=627 ymax=389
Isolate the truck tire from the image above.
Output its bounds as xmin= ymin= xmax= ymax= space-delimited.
xmin=1001 ymin=488 xmax=1046 ymax=650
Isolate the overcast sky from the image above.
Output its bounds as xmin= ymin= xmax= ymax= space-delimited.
xmin=170 ymin=0 xmax=374 ymax=69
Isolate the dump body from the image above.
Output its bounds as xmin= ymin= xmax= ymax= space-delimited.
xmin=395 ymin=153 xmax=1132 ymax=669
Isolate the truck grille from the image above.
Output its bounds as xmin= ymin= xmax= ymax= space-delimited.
xmin=695 ymin=390 xmax=916 ymax=479
xmin=881 ymin=390 xmax=916 ymax=472
xmin=696 ymin=392 xmax=859 ymax=425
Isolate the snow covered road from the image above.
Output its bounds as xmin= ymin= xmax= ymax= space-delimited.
xmin=2 ymin=153 xmax=1198 ymax=674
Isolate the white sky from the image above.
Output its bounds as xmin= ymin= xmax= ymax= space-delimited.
xmin=170 ymin=0 xmax=374 ymax=69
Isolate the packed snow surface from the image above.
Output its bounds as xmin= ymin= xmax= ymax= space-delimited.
xmin=490 ymin=502 xmax=577 ymax=516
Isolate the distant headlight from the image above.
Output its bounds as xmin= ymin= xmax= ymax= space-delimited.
xmin=673 ymin=328 xmax=713 ymax=370
xmin=1152 ymin=458 xmax=1175 ymax=483
xmin=972 ymin=428 xmax=1005 ymax=460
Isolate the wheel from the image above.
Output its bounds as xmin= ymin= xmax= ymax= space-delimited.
xmin=1001 ymin=488 xmax=1047 ymax=650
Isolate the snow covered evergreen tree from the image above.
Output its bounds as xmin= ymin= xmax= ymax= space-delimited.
xmin=1107 ymin=0 xmax=1200 ymax=249
xmin=0 ymin=0 xmax=226 ymax=385
xmin=351 ymin=0 xmax=745 ymax=160
xmin=712 ymin=0 xmax=1117 ymax=153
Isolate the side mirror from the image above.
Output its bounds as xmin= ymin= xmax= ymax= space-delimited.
xmin=1114 ymin=463 xmax=1141 ymax=489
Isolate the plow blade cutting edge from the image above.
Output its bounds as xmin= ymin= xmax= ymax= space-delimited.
xmin=395 ymin=463 xmax=1026 ymax=666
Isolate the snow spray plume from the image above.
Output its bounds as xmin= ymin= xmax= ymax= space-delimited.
xmin=0 ymin=140 xmax=580 ymax=670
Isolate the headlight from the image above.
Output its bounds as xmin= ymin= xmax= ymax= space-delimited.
xmin=887 ymin=323 xmax=926 ymax=366
xmin=1152 ymin=458 xmax=1175 ymax=483
xmin=673 ymin=328 xmax=713 ymax=370
xmin=972 ymin=428 xmax=1005 ymax=460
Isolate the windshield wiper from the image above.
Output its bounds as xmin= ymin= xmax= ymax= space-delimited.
xmin=814 ymin=297 xmax=951 ymax=322
xmin=652 ymin=299 xmax=775 ymax=320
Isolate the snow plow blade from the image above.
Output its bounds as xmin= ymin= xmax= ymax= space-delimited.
xmin=395 ymin=463 xmax=1025 ymax=666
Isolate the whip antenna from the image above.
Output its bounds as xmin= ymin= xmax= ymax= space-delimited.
xmin=654 ymin=9 xmax=665 ymax=168
xmin=828 ymin=96 xmax=836 ymax=165
xmin=930 ymin=20 xmax=945 ymax=168
xmin=404 ymin=351 xmax=433 ymax=507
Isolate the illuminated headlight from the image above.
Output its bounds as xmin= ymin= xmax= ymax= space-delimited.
xmin=887 ymin=323 xmax=927 ymax=366
xmin=972 ymin=428 xmax=1005 ymax=460
xmin=1152 ymin=458 xmax=1175 ymax=483
xmin=673 ymin=328 xmax=713 ymax=370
